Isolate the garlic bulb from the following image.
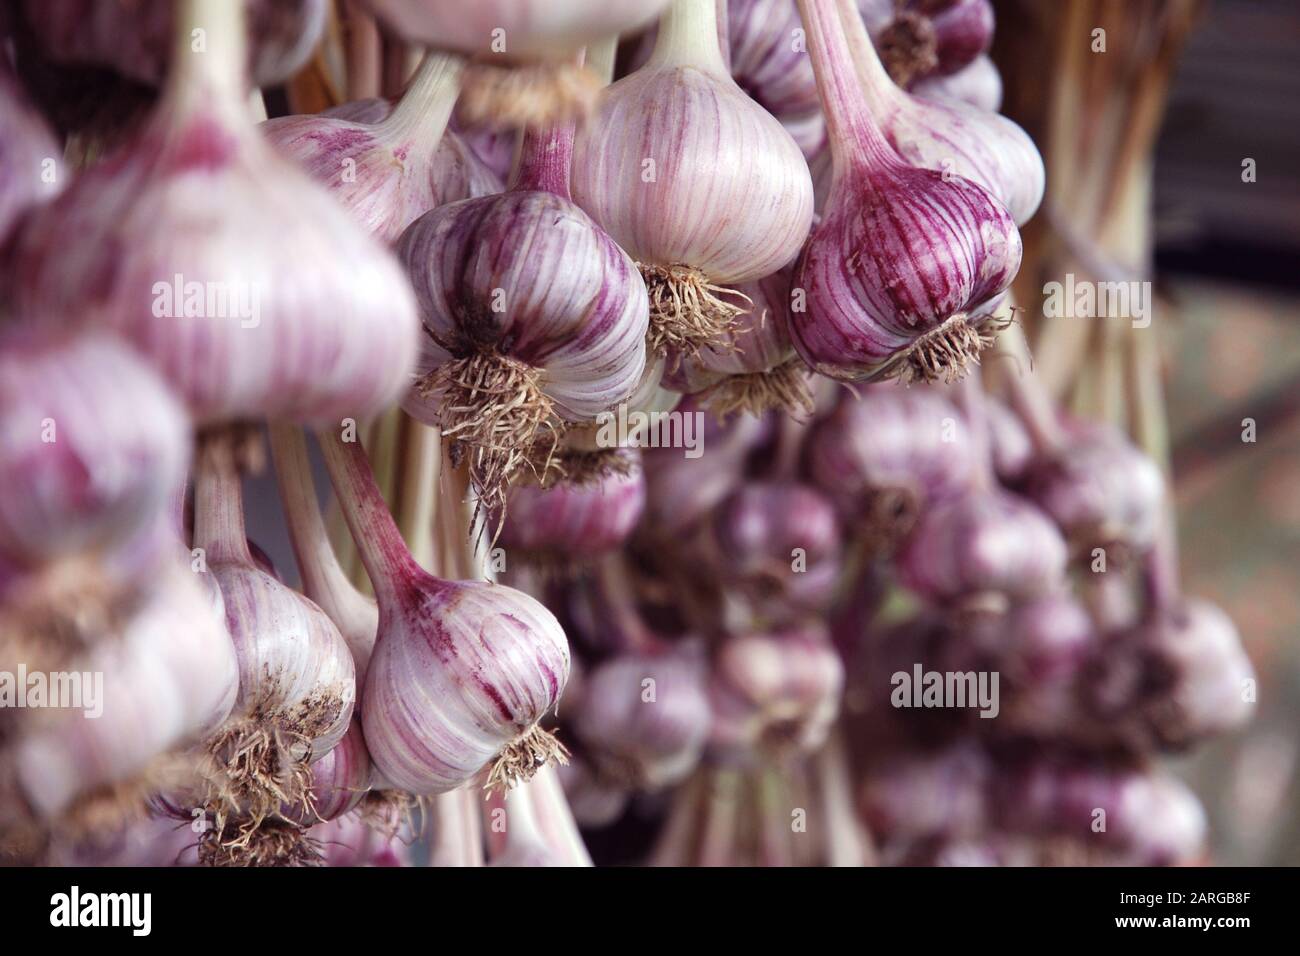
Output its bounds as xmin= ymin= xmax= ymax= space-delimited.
xmin=320 ymin=429 xmax=571 ymax=795
xmin=8 ymin=0 xmax=419 ymax=426
xmin=729 ymin=0 xmax=823 ymax=117
xmin=263 ymin=54 xmax=471 ymax=243
xmin=500 ymin=451 xmax=647 ymax=563
xmin=571 ymin=648 xmax=710 ymax=789
xmin=0 ymin=67 xmax=64 ymax=245
xmin=792 ymin=0 xmax=1022 ymax=384
xmin=805 ymin=385 xmax=976 ymax=545
xmin=860 ymin=744 xmax=989 ymax=841
xmin=19 ymin=0 xmax=327 ymax=88
xmin=0 ymin=329 xmax=189 ymax=580
xmin=896 ymin=487 xmax=1068 ymax=610
xmin=194 ymin=440 xmax=356 ymax=854
xmin=11 ymin=561 xmax=238 ymax=822
xmin=913 ymin=54 xmax=1002 ymax=112
xmin=572 ymin=0 xmax=814 ymax=357
xmin=663 ymin=268 xmax=813 ymax=418
xmin=708 ymin=624 xmax=843 ymax=758
xmin=839 ymin=0 xmax=1041 ymax=226
xmin=867 ymin=0 xmax=994 ymax=88
xmin=297 ymin=718 xmax=373 ymax=823
xmin=399 ymin=116 xmax=648 ymax=511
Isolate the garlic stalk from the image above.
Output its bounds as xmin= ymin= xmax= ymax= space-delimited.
xmin=572 ymin=0 xmax=814 ymax=357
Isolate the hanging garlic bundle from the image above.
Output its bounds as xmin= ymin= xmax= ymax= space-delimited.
xmin=399 ymin=112 xmax=648 ymax=513
xmin=363 ymin=0 xmax=671 ymax=127
xmin=572 ymin=0 xmax=814 ymax=357
xmin=264 ymin=54 xmax=470 ymax=243
xmin=662 ymin=267 xmax=813 ymax=418
xmin=194 ymin=441 xmax=356 ymax=865
xmin=5 ymin=562 xmax=239 ymax=828
xmin=320 ymin=430 xmax=570 ymax=795
xmin=18 ymin=0 xmax=327 ymax=89
xmin=8 ymin=0 xmax=419 ymax=425
xmin=790 ymin=0 xmax=1021 ymax=384
xmin=0 ymin=66 xmax=64 ymax=245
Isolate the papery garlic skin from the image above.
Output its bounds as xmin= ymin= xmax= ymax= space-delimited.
xmin=398 ymin=189 xmax=649 ymax=425
xmin=361 ymin=0 xmax=671 ymax=58
xmin=0 ymin=70 xmax=65 ymax=244
xmin=9 ymin=4 xmax=419 ymax=426
xmin=20 ymin=0 xmax=327 ymax=88
xmin=298 ymin=718 xmax=372 ymax=822
xmin=501 ymin=456 xmax=647 ymax=560
xmin=362 ymin=579 xmax=570 ymax=794
xmin=12 ymin=562 xmax=238 ymax=820
xmin=572 ymin=58 xmax=814 ymax=288
xmin=0 ymin=330 xmax=189 ymax=573
xmin=913 ymin=54 xmax=1003 ymax=112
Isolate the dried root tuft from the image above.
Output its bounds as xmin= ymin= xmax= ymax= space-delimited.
xmin=200 ymin=718 xmax=314 ymax=844
xmin=856 ymin=485 xmax=922 ymax=557
xmin=484 ymin=725 xmax=570 ymax=794
xmin=358 ymin=789 xmax=425 ymax=842
xmin=640 ymin=264 xmax=751 ymax=359
xmin=420 ymin=353 xmax=564 ymax=533
xmin=198 ymin=818 xmax=321 ymax=867
xmin=876 ymin=11 xmax=939 ymax=88
xmin=888 ymin=310 xmax=1012 ymax=385
xmin=458 ymin=60 xmax=601 ymax=130
xmin=698 ymin=359 xmax=815 ymax=420
xmin=548 ymin=448 xmax=637 ymax=487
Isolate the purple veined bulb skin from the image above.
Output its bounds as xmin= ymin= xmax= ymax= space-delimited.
xmin=398 ymin=189 xmax=649 ymax=426
xmin=711 ymin=480 xmax=842 ymax=618
xmin=571 ymin=44 xmax=815 ymax=291
xmin=321 ymin=98 xmax=503 ymax=206
xmin=18 ymin=0 xmax=328 ymax=88
xmin=708 ymin=623 xmax=844 ymax=759
xmin=11 ymin=561 xmax=239 ymax=821
xmin=294 ymin=717 xmax=372 ymax=823
xmin=728 ymin=0 xmax=823 ymax=117
xmin=0 ymin=329 xmax=190 ymax=573
xmin=896 ymin=487 xmax=1068 ymax=607
xmin=912 ymin=54 xmax=1002 ymax=113
xmin=500 ymin=453 xmax=647 ymax=560
xmin=361 ymin=578 xmax=571 ymax=794
xmin=867 ymin=0 xmax=995 ymax=87
xmin=0 ymin=67 xmax=65 ymax=245
xmin=859 ymin=743 xmax=989 ymax=841
xmin=360 ymin=0 xmax=672 ymax=58
xmin=1022 ymin=420 xmax=1166 ymax=558
xmin=570 ymin=648 xmax=711 ymax=790
xmin=805 ymin=385 xmax=976 ymax=537
xmin=995 ymin=593 xmax=1095 ymax=736
xmin=984 ymin=394 xmax=1034 ymax=484
xmin=8 ymin=17 xmax=421 ymax=427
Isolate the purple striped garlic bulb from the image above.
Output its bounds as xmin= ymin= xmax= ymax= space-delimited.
xmin=0 ymin=329 xmax=189 ymax=584
xmin=399 ymin=118 xmax=648 ymax=512
xmin=0 ymin=66 xmax=64 ymax=245
xmin=896 ymin=487 xmax=1068 ymax=611
xmin=711 ymin=480 xmax=843 ymax=621
xmin=728 ymin=0 xmax=824 ymax=118
xmin=320 ymin=430 xmax=570 ymax=796
xmin=708 ymin=624 xmax=844 ymax=759
xmin=194 ymin=441 xmax=356 ymax=859
xmin=296 ymin=718 xmax=373 ymax=824
xmin=859 ymin=744 xmax=989 ymax=841
xmin=863 ymin=0 xmax=995 ymax=88
xmin=8 ymin=0 xmax=419 ymax=426
xmin=792 ymin=0 xmax=1022 ymax=384
xmin=500 ymin=451 xmax=647 ymax=563
xmin=571 ymin=648 xmax=711 ymax=790
xmin=19 ymin=0 xmax=327 ymax=88
xmin=913 ymin=54 xmax=1002 ymax=112
xmin=662 ymin=268 xmax=813 ymax=418
xmin=572 ymin=0 xmax=814 ymax=357
xmin=805 ymin=385 xmax=976 ymax=547
xmin=263 ymin=55 xmax=482 ymax=243
xmin=840 ymin=0 xmax=1040 ymax=226
xmin=9 ymin=561 xmax=239 ymax=824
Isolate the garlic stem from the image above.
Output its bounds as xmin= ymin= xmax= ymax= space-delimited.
xmin=1145 ymin=504 xmax=1182 ymax=612
xmin=378 ymin=52 xmax=463 ymax=156
xmin=834 ymin=0 xmax=900 ymax=111
xmin=512 ymin=119 xmax=576 ymax=199
xmin=596 ymin=555 xmax=662 ymax=654
xmin=796 ymin=0 xmax=896 ymax=171
xmin=530 ymin=765 xmax=594 ymax=866
xmin=995 ymin=320 xmax=1065 ymax=456
xmin=268 ymin=424 xmax=367 ymax=623
xmin=167 ymin=0 xmax=249 ymax=113
xmin=194 ymin=442 xmax=254 ymax=567
xmin=649 ymin=0 xmax=728 ymax=74
xmin=318 ymin=429 xmax=427 ymax=607
xmin=957 ymin=368 xmax=995 ymax=489
xmin=586 ymin=38 xmax=619 ymax=85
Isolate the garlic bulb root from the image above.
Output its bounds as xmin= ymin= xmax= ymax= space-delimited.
xmin=642 ymin=264 xmax=752 ymax=357
xmin=881 ymin=308 xmax=1014 ymax=385
xmin=484 ymin=725 xmax=571 ymax=794
xmin=420 ymin=352 xmax=563 ymax=520
xmin=875 ymin=11 xmax=938 ymax=87
xmin=200 ymin=717 xmax=316 ymax=842
xmin=458 ymin=61 xmax=601 ymax=130
xmin=197 ymin=815 xmax=324 ymax=868
xmin=696 ymin=358 xmax=814 ymax=419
